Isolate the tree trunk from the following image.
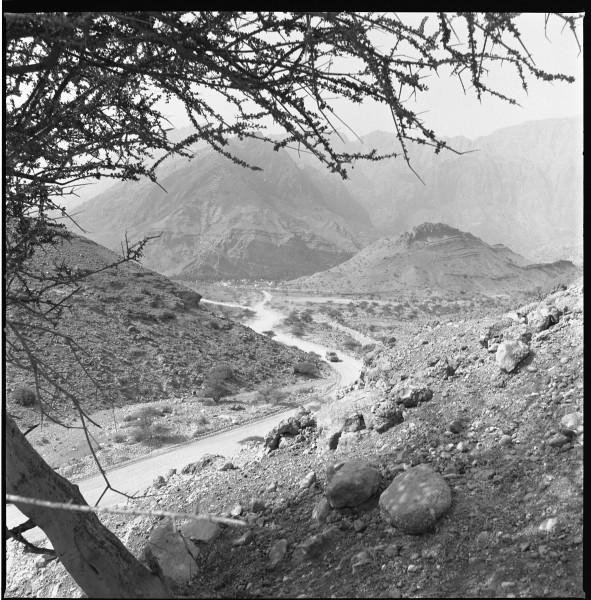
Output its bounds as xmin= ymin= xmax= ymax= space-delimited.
xmin=5 ymin=414 xmax=169 ymax=598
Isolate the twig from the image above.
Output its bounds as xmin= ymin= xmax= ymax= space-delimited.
xmin=6 ymin=494 xmax=247 ymax=527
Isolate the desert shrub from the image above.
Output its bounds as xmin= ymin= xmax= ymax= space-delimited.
xmin=204 ymin=364 xmax=234 ymax=401
xmin=256 ymin=386 xmax=288 ymax=404
xmin=300 ymin=310 xmax=313 ymax=323
xmin=12 ymin=385 xmax=37 ymax=407
xmin=343 ymin=339 xmax=361 ymax=350
xmin=129 ymin=426 xmax=151 ymax=443
xmin=158 ymin=309 xmax=177 ymax=321
xmin=291 ymin=325 xmax=305 ymax=337
xmin=195 ymin=414 xmax=209 ymax=425
xmin=208 ymin=319 xmax=220 ymax=330
xmin=293 ymin=361 xmax=317 ymax=376
xmin=113 ymin=432 xmax=126 ymax=443
xmin=262 ymin=330 xmax=276 ymax=337
xmin=160 ymin=404 xmax=173 ymax=414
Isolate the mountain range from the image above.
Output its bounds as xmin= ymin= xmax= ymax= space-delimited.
xmin=72 ymin=116 xmax=583 ymax=281
xmin=286 ymin=222 xmax=580 ymax=298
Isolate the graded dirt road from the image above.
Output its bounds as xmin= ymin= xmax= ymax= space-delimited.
xmin=7 ymin=292 xmax=362 ymax=545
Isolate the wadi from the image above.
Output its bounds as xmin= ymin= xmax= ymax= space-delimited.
xmin=5 ymin=11 xmax=583 ymax=600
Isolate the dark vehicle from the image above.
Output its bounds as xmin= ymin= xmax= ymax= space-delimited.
xmin=325 ymin=351 xmax=339 ymax=362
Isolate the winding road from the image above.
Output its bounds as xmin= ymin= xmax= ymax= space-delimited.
xmin=7 ymin=291 xmax=362 ymax=545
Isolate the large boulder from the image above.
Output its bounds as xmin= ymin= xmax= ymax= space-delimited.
xmin=496 ymin=340 xmax=530 ymax=372
xmin=379 ymin=465 xmax=452 ymax=534
xmin=393 ymin=383 xmax=433 ymax=408
xmin=372 ymin=400 xmax=404 ymax=433
xmin=325 ymin=460 xmax=382 ymax=508
xmin=316 ymin=390 xmax=380 ymax=451
xmin=265 ymin=417 xmax=302 ymax=450
xmin=180 ymin=518 xmax=221 ymax=543
xmin=144 ymin=520 xmax=200 ymax=584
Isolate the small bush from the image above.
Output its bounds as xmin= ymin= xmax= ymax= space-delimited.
xmin=113 ymin=432 xmax=126 ymax=443
xmin=262 ymin=330 xmax=276 ymax=337
xmin=160 ymin=404 xmax=173 ymax=414
xmin=129 ymin=427 xmax=151 ymax=443
xmin=256 ymin=386 xmax=288 ymax=404
xmin=291 ymin=326 xmax=305 ymax=337
xmin=12 ymin=385 xmax=37 ymax=407
xmin=195 ymin=414 xmax=209 ymax=425
xmin=293 ymin=361 xmax=317 ymax=376
xmin=208 ymin=319 xmax=220 ymax=330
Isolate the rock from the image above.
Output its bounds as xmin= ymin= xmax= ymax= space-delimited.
xmin=539 ymin=305 xmax=562 ymax=324
xmin=379 ymin=464 xmax=452 ymax=534
xmin=268 ymin=539 xmax=288 ymax=566
xmin=265 ymin=417 xmax=302 ymax=450
xmin=316 ymin=390 xmax=380 ymax=451
xmin=528 ymin=311 xmax=551 ymax=332
xmin=353 ymin=519 xmax=366 ymax=532
xmin=144 ymin=520 xmax=200 ymax=584
xmin=373 ymin=400 xmax=404 ymax=433
xmin=496 ymin=340 xmax=529 ymax=372
xmin=325 ymin=460 xmax=382 ymax=508
xmin=561 ymin=412 xmax=583 ymax=432
xmin=299 ymin=471 xmax=317 ymax=489
xmin=230 ymin=504 xmax=243 ymax=517
xmin=499 ymin=435 xmax=513 ymax=446
xmin=152 ymin=475 xmax=165 ymax=489
xmin=342 ymin=412 xmax=366 ymax=433
xmin=180 ymin=518 xmax=221 ymax=543
xmin=548 ymin=434 xmax=569 ymax=448
xmin=539 ymin=517 xmax=559 ymax=533
xmin=504 ymin=324 xmax=532 ymax=344
xmin=312 ymin=497 xmax=332 ymax=524
xmin=448 ymin=420 xmax=464 ymax=434
xmin=219 ymin=461 xmax=235 ymax=471
xmin=232 ymin=530 xmax=255 ymax=547
xmin=291 ymin=526 xmax=340 ymax=566
xmin=250 ymin=497 xmax=266 ymax=513
xmin=394 ymin=383 xmax=434 ymax=408
xmin=351 ymin=550 xmax=372 ymax=572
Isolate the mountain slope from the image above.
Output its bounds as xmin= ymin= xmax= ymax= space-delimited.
xmin=6 ymin=232 xmax=323 ymax=419
xmin=74 ymin=137 xmax=376 ymax=281
xmin=286 ymin=222 xmax=580 ymax=297
xmin=338 ymin=117 xmax=583 ymax=265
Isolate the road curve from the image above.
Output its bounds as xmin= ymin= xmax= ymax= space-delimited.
xmin=6 ymin=291 xmax=361 ymax=544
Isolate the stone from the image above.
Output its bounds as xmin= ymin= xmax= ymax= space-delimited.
xmin=560 ymin=412 xmax=583 ymax=432
xmin=499 ymin=435 xmax=513 ymax=446
xmin=180 ymin=518 xmax=222 ymax=543
xmin=394 ymin=383 xmax=434 ymax=408
xmin=232 ymin=530 xmax=255 ymax=547
xmin=219 ymin=461 xmax=235 ymax=471
xmin=496 ymin=340 xmax=529 ymax=372
xmin=144 ymin=520 xmax=200 ymax=584
xmin=548 ymin=434 xmax=569 ymax=448
xmin=373 ymin=400 xmax=404 ymax=433
xmin=298 ymin=471 xmax=316 ymax=489
xmin=230 ymin=504 xmax=243 ymax=517
xmin=291 ymin=526 xmax=340 ymax=566
xmin=448 ymin=420 xmax=464 ymax=434
xmin=325 ymin=460 xmax=382 ymax=508
xmin=528 ymin=311 xmax=551 ymax=332
xmin=264 ymin=417 xmax=302 ymax=450
xmin=152 ymin=475 xmax=165 ymax=489
xmin=268 ymin=539 xmax=288 ymax=566
xmin=353 ymin=519 xmax=366 ymax=532
xmin=312 ymin=497 xmax=332 ymax=524
xmin=250 ymin=497 xmax=266 ymax=513
xmin=351 ymin=550 xmax=372 ymax=572
xmin=316 ymin=390 xmax=380 ymax=451
xmin=539 ymin=517 xmax=559 ymax=533
xmin=379 ymin=464 xmax=452 ymax=534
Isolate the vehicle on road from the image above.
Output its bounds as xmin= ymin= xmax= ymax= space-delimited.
xmin=325 ymin=351 xmax=339 ymax=362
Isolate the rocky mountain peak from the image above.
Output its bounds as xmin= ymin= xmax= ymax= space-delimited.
xmin=402 ymin=222 xmax=467 ymax=245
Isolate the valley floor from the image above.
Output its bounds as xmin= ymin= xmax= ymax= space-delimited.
xmin=5 ymin=281 xmax=584 ymax=599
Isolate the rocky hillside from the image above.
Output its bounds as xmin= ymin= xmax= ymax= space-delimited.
xmin=6 ymin=278 xmax=583 ymax=598
xmin=73 ymin=137 xmax=376 ymax=281
xmin=5 ymin=232 xmax=323 ymax=423
xmin=330 ymin=117 xmax=583 ymax=265
xmin=285 ymin=223 xmax=580 ymax=298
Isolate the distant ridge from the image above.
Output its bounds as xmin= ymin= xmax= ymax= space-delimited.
xmin=285 ymin=222 xmax=580 ymax=298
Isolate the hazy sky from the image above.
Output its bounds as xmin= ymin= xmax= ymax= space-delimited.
xmin=159 ymin=12 xmax=583 ymax=141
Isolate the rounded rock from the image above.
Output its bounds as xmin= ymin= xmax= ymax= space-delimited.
xmin=379 ymin=464 xmax=452 ymax=534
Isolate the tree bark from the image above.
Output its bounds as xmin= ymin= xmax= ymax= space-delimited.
xmin=5 ymin=414 xmax=169 ymax=598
